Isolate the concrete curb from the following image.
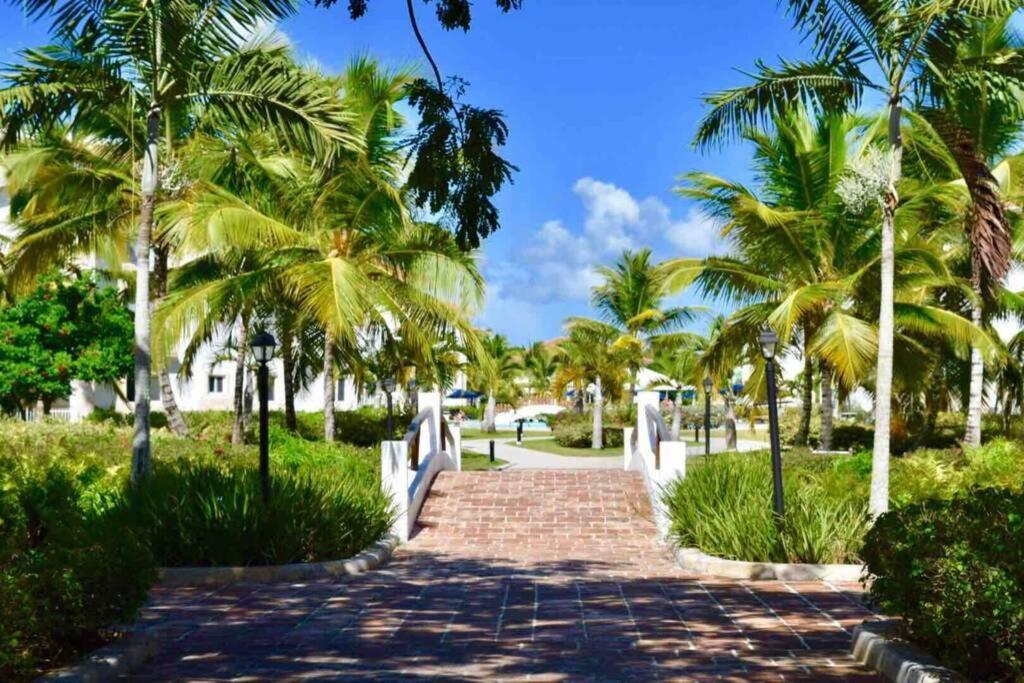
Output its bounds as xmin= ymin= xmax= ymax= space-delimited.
xmin=36 ymin=537 xmax=402 ymax=682
xmin=158 ymin=535 xmax=401 ymax=587
xmin=851 ymin=620 xmax=966 ymax=683
xmin=34 ymin=629 xmax=162 ymax=683
xmin=672 ymin=546 xmax=864 ymax=582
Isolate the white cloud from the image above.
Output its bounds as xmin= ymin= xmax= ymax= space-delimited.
xmin=662 ymin=206 xmax=724 ymax=255
xmin=481 ymin=177 xmax=724 ymax=316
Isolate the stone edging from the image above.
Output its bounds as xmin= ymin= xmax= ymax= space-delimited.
xmin=34 ymin=629 xmax=162 ymax=683
xmin=158 ymin=534 xmax=401 ymax=587
xmin=671 ymin=546 xmax=864 ymax=582
xmin=35 ymin=536 xmax=401 ymax=682
xmin=851 ymin=620 xmax=966 ymax=683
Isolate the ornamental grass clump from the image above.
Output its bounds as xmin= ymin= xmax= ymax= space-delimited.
xmin=111 ymin=458 xmax=393 ymax=567
xmin=663 ymin=452 xmax=869 ymax=564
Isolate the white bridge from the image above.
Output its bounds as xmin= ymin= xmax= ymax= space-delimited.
xmin=380 ymin=389 xmax=688 ymax=541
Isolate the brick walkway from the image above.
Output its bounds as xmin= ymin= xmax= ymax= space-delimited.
xmin=129 ymin=471 xmax=877 ymax=681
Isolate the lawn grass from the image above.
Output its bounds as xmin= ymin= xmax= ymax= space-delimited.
xmin=460 ymin=428 xmax=529 ymax=440
xmin=461 ymin=449 xmax=507 ymax=470
xmin=508 ymin=438 xmax=621 ymax=458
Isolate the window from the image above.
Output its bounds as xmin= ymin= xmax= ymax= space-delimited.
xmin=335 ymin=378 xmax=345 ymax=401
xmin=208 ymin=375 xmax=225 ymax=394
xmin=267 ymin=377 xmax=276 ymax=402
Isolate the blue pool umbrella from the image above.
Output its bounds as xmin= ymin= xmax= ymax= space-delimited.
xmin=447 ymin=388 xmax=483 ymax=399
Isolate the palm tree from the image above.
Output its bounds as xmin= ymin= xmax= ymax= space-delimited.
xmin=469 ymin=333 xmax=519 ymax=433
xmin=915 ymin=14 xmax=1024 ymax=445
xmin=647 ymin=337 xmax=703 ymax=440
xmin=570 ymin=248 xmax=698 ymax=397
xmin=553 ymin=322 xmax=629 ymax=449
xmin=1 ymin=3 xmax=350 ymax=481
xmin=693 ymin=0 xmax=1023 ymax=515
xmin=520 ymin=341 xmax=558 ymax=400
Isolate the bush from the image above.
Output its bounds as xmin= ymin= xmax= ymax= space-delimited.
xmin=664 ymin=452 xmax=870 ymax=564
xmin=0 ymin=456 xmax=155 ymax=681
xmin=664 ymin=440 xmax=1024 ymax=566
xmin=111 ymin=457 xmax=392 ymax=567
xmin=550 ymin=410 xmax=624 ymax=448
xmin=861 ymin=489 xmax=1024 ymax=680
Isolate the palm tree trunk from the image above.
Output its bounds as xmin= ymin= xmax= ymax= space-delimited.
xmin=820 ymin=363 xmax=834 ymax=451
xmin=131 ymin=106 xmax=160 ymax=485
xmin=323 ymin=332 xmax=335 ymax=442
xmin=724 ymin=396 xmax=737 ymax=450
xmin=231 ymin=313 xmax=250 ymax=446
xmin=965 ymin=290 xmax=984 ymax=446
xmin=671 ymin=390 xmax=683 ymax=440
xmin=592 ymin=375 xmax=603 ymax=449
xmin=483 ymin=392 xmax=496 ymax=433
xmin=796 ymin=351 xmax=813 ymax=446
xmin=870 ymin=96 xmax=902 ymax=518
xmin=242 ymin=365 xmax=254 ymax=436
xmin=153 ymin=247 xmax=188 ymax=438
xmin=281 ymin=330 xmax=297 ymax=432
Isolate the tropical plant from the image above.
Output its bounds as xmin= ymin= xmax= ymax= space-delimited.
xmin=692 ymin=0 xmax=1024 ymax=516
xmin=570 ymin=248 xmax=698 ymax=397
xmin=553 ymin=321 xmax=630 ymax=449
xmin=647 ymin=336 xmax=703 ymax=439
xmin=0 ymin=1 xmax=352 ymax=480
xmin=914 ymin=14 xmax=1024 ymax=445
xmin=467 ymin=332 xmax=519 ymax=433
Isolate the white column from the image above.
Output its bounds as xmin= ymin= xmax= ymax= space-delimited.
xmin=448 ymin=422 xmax=462 ymax=471
xmin=417 ymin=390 xmax=442 ymax=457
xmin=635 ymin=391 xmax=660 ymax=461
xmin=380 ymin=440 xmax=410 ymax=542
xmin=623 ymin=426 xmax=635 ymax=471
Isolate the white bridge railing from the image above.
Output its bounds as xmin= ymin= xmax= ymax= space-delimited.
xmin=624 ymin=391 xmax=686 ymax=536
xmin=380 ymin=391 xmax=461 ymax=542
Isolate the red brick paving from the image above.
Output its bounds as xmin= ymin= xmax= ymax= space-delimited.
xmin=128 ymin=470 xmax=878 ymax=681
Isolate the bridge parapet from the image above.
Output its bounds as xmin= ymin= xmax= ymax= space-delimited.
xmin=624 ymin=391 xmax=686 ymax=536
xmin=380 ymin=391 xmax=461 ymax=542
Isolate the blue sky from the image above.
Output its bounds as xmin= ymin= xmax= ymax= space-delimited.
xmin=0 ymin=0 xmax=813 ymax=344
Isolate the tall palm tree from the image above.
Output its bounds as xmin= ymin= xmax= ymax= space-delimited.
xmin=693 ymin=0 xmax=1023 ymax=515
xmin=916 ymin=14 xmax=1024 ymax=445
xmin=1 ymin=4 xmax=350 ymax=481
xmin=570 ymin=248 xmax=698 ymax=397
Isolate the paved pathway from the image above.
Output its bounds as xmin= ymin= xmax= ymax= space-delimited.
xmin=130 ymin=470 xmax=876 ymax=681
xmin=463 ymin=436 xmax=623 ymax=470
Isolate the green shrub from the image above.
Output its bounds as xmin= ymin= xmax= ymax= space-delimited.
xmin=664 ymin=452 xmax=870 ymax=564
xmin=111 ymin=458 xmax=392 ymax=566
xmin=0 ymin=457 xmax=154 ymax=681
xmin=861 ymin=489 xmax=1024 ymax=680
xmin=550 ymin=410 xmax=624 ymax=448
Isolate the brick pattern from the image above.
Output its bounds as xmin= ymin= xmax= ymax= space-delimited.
xmin=128 ymin=471 xmax=877 ymax=681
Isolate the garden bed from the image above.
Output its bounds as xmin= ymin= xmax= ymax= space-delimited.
xmin=0 ymin=420 xmax=392 ymax=682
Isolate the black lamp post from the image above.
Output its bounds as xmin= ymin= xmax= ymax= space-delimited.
xmin=251 ymin=331 xmax=277 ymax=502
xmin=759 ymin=327 xmax=785 ymax=518
xmin=383 ymin=377 xmax=397 ymax=440
xmin=702 ymin=377 xmax=713 ymax=456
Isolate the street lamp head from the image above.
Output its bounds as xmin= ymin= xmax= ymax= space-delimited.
xmin=250 ymin=331 xmax=277 ymax=364
xmin=383 ymin=377 xmax=397 ymax=394
xmin=758 ymin=328 xmax=779 ymax=361
xmin=702 ymin=377 xmax=713 ymax=393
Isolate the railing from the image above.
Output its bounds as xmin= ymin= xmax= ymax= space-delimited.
xmin=381 ymin=391 xmax=461 ymax=542
xmin=625 ymin=391 xmax=686 ymax=536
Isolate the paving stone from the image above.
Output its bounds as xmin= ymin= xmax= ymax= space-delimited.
xmin=127 ymin=470 xmax=873 ymax=681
